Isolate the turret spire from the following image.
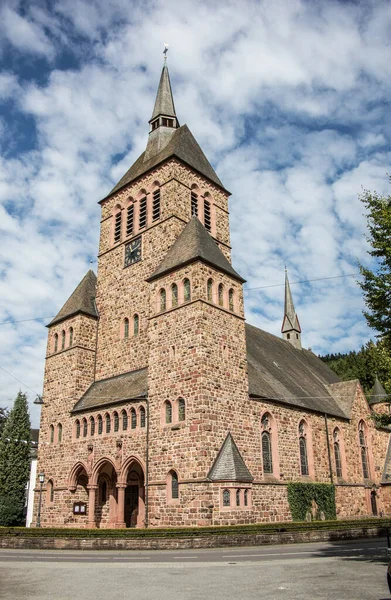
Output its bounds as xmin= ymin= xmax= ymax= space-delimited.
xmin=281 ymin=268 xmax=302 ymax=349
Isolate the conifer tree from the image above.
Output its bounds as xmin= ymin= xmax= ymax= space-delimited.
xmin=0 ymin=392 xmax=31 ymax=526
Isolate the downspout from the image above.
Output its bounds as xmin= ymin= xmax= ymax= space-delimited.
xmin=145 ymin=396 xmax=149 ymax=528
xmin=324 ymin=413 xmax=334 ymax=484
xmin=92 ymin=299 xmax=99 ymax=382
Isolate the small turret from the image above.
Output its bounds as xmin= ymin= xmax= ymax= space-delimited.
xmin=281 ymin=269 xmax=302 ymax=350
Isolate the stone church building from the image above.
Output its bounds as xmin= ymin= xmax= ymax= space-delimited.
xmin=34 ymin=62 xmax=391 ymax=528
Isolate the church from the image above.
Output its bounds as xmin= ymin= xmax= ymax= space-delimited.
xmin=33 ymin=60 xmax=391 ymax=528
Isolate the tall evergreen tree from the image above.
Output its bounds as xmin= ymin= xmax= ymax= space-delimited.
xmin=0 ymin=407 xmax=9 ymax=438
xmin=0 ymin=392 xmax=31 ymax=526
xmin=358 ymin=180 xmax=391 ymax=346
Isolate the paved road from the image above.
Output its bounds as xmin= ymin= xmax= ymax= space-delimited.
xmin=0 ymin=537 xmax=390 ymax=600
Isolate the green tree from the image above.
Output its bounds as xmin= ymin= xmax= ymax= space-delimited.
xmin=0 ymin=407 xmax=9 ymax=438
xmin=0 ymin=392 xmax=31 ymax=526
xmin=359 ymin=181 xmax=391 ymax=347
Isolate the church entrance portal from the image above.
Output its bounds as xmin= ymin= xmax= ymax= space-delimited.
xmin=125 ymin=485 xmax=139 ymax=527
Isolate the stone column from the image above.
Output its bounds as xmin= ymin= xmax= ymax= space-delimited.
xmin=116 ymin=484 xmax=127 ymax=528
xmin=137 ymin=485 xmax=145 ymax=528
xmin=87 ymin=485 xmax=98 ymax=528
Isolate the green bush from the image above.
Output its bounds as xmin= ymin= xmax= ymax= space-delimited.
xmin=0 ymin=495 xmax=25 ymax=527
xmin=287 ymin=482 xmax=336 ymax=521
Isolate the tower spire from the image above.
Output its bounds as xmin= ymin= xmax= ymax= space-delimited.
xmin=281 ymin=268 xmax=302 ymax=349
xmin=144 ymin=49 xmax=179 ymax=161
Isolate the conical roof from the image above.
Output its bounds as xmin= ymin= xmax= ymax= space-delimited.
xmin=147 ymin=216 xmax=245 ymax=283
xmin=281 ymin=270 xmax=301 ymax=333
xmin=48 ymin=270 xmax=98 ymax=327
xmin=208 ymin=432 xmax=253 ymax=482
xmin=151 ymin=64 xmax=177 ymax=120
xmin=369 ymin=375 xmax=389 ymax=405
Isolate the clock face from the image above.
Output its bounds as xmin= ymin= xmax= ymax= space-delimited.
xmin=124 ymin=236 xmax=142 ymax=267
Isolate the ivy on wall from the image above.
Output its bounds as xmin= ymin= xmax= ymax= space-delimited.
xmin=287 ymin=482 xmax=336 ymax=521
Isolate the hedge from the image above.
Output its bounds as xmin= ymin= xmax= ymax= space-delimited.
xmin=0 ymin=517 xmax=389 ymax=539
xmin=287 ymin=482 xmax=336 ymax=521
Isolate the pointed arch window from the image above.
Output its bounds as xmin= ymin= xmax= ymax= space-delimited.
xmin=207 ymin=278 xmax=213 ymax=302
xmin=69 ymin=327 xmax=74 ymax=346
xmin=131 ymin=408 xmax=137 ymax=429
xmin=122 ymin=410 xmax=128 ymax=431
xmin=262 ymin=431 xmax=273 ymax=474
xmin=105 ymin=414 xmax=111 ymax=434
xmin=90 ymin=417 xmax=95 ymax=437
xmin=98 ymin=415 xmax=103 ymax=435
xmin=218 ymin=283 xmax=224 ymax=307
xmin=229 ymin=289 xmax=234 ymax=312
xmin=244 ymin=489 xmax=249 ymax=507
xmin=54 ymin=333 xmax=58 ymax=353
xmin=50 ymin=424 xmax=54 ymax=444
xmin=124 ymin=318 xmax=129 ymax=339
xmin=82 ymin=418 xmax=87 ymax=438
xmin=140 ymin=406 xmax=146 ymax=428
xmin=139 ymin=196 xmax=147 ymax=229
xmin=75 ymin=420 xmax=80 ymax=439
xmin=57 ymin=423 xmax=62 ymax=444
xmin=359 ymin=421 xmax=369 ymax=479
xmin=134 ymin=314 xmax=139 ymax=336
xmin=114 ymin=210 xmax=122 ymax=243
xmin=183 ymin=279 xmax=191 ymax=302
xmin=165 ymin=400 xmax=172 ymax=424
xmin=126 ymin=203 xmax=134 ymax=237
xmin=191 ymin=191 xmax=198 ymax=217
xmin=333 ymin=428 xmax=342 ymax=478
xmin=299 ymin=421 xmax=309 ymax=476
xmin=171 ymin=283 xmax=178 ymax=307
xmin=160 ymin=288 xmax=167 ymax=312
xmin=236 ymin=489 xmax=241 ymax=507
xmin=61 ymin=330 xmax=66 ymax=350
xmin=152 ymin=189 xmax=161 ymax=222
xmin=114 ymin=412 xmax=119 ymax=432
xmin=171 ymin=471 xmax=179 ymax=500
xmin=47 ymin=480 xmax=54 ymax=503
xmin=223 ymin=489 xmax=230 ymax=507
xmin=204 ymin=199 xmax=211 ymax=231
xmin=178 ymin=398 xmax=186 ymax=422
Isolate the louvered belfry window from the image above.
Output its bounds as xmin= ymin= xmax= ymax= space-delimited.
xmin=126 ymin=204 xmax=134 ymax=237
xmin=191 ymin=191 xmax=198 ymax=217
xmin=262 ymin=431 xmax=273 ymax=474
xmin=152 ymin=189 xmax=161 ymax=222
xmin=204 ymin=199 xmax=211 ymax=231
xmin=139 ymin=197 xmax=147 ymax=229
xmin=114 ymin=211 xmax=122 ymax=243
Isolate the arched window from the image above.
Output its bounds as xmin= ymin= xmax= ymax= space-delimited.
xmin=82 ymin=418 xmax=87 ymax=438
xmin=218 ymin=283 xmax=224 ymax=307
xmin=124 ymin=318 xmax=129 ymax=339
xmin=90 ymin=417 xmax=95 ymax=437
xmin=113 ymin=412 xmax=119 ymax=432
xmin=160 ymin=288 xmax=167 ymax=312
xmin=126 ymin=202 xmax=134 ymax=237
xmin=47 ymin=480 xmax=54 ymax=503
xmin=359 ymin=421 xmax=369 ymax=479
xmin=97 ymin=415 xmax=103 ymax=435
xmin=61 ymin=330 xmax=66 ymax=350
xmin=262 ymin=431 xmax=273 ymax=474
xmin=236 ymin=489 xmax=241 ymax=507
xmin=75 ymin=420 xmax=80 ymax=439
xmin=139 ymin=196 xmax=147 ymax=229
xmin=131 ymin=408 xmax=137 ymax=429
xmin=207 ymin=278 xmax=213 ymax=302
xmin=299 ymin=421 xmax=309 ymax=476
xmin=69 ymin=327 xmax=74 ymax=346
xmin=191 ymin=190 xmax=198 ymax=217
xmin=122 ymin=410 xmax=128 ymax=431
xmin=165 ymin=401 xmax=172 ymax=424
xmin=105 ymin=413 xmax=111 ymax=434
xmin=183 ymin=279 xmax=191 ymax=302
xmin=57 ymin=423 xmax=62 ymax=444
xmin=244 ymin=489 xmax=248 ymax=507
xmin=54 ymin=333 xmax=58 ymax=353
xmin=49 ymin=424 xmax=54 ymax=444
xmin=178 ymin=398 xmax=186 ymax=421
xmin=140 ymin=406 xmax=146 ymax=428
xmin=134 ymin=314 xmax=139 ymax=336
xmin=171 ymin=471 xmax=179 ymax=500
xmin=333 ymin=428 xmax=342 ymax=478
xmin=171 ymin=283 xmax=178 ymax=308
xmin=229 ymin=289 xmax=234 ymax=312
xmin=223 ymin=489 xmax=230 ymax=507
xmin=204 ymin=198 xmax=211 ymax=231
xmin=101 ymin=481 xmax=107 ymax=503
xmin=152 ymin=188 xmax=161 ymax=222
xmin=114 ymin=210 xmax=122 ymax=243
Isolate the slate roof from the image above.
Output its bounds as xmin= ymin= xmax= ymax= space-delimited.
xmin=49 ymin=270 xmax=98 ymax=327
xmin=147 ymin=216 xmax=245 ymax=283
xmin=369 ymin=376 xmax=389 ymax=405
xmin=208 ymin=432 xmax=253 ymax=482
xmin=103 ymin=125 xmax=226 ymax=200
xmin=72 ymin=368 xmax=148 ymax=413
xmin=325 ymin=380 xmax=359 ymax=419
xmin=245 ymin=323 xmax=347 ymax=418
xmin=151 ymin=65 xmax=177 ymax=120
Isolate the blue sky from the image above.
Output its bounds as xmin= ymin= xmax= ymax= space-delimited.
xmin=0 ymin=0 xmax=390 ymax=426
